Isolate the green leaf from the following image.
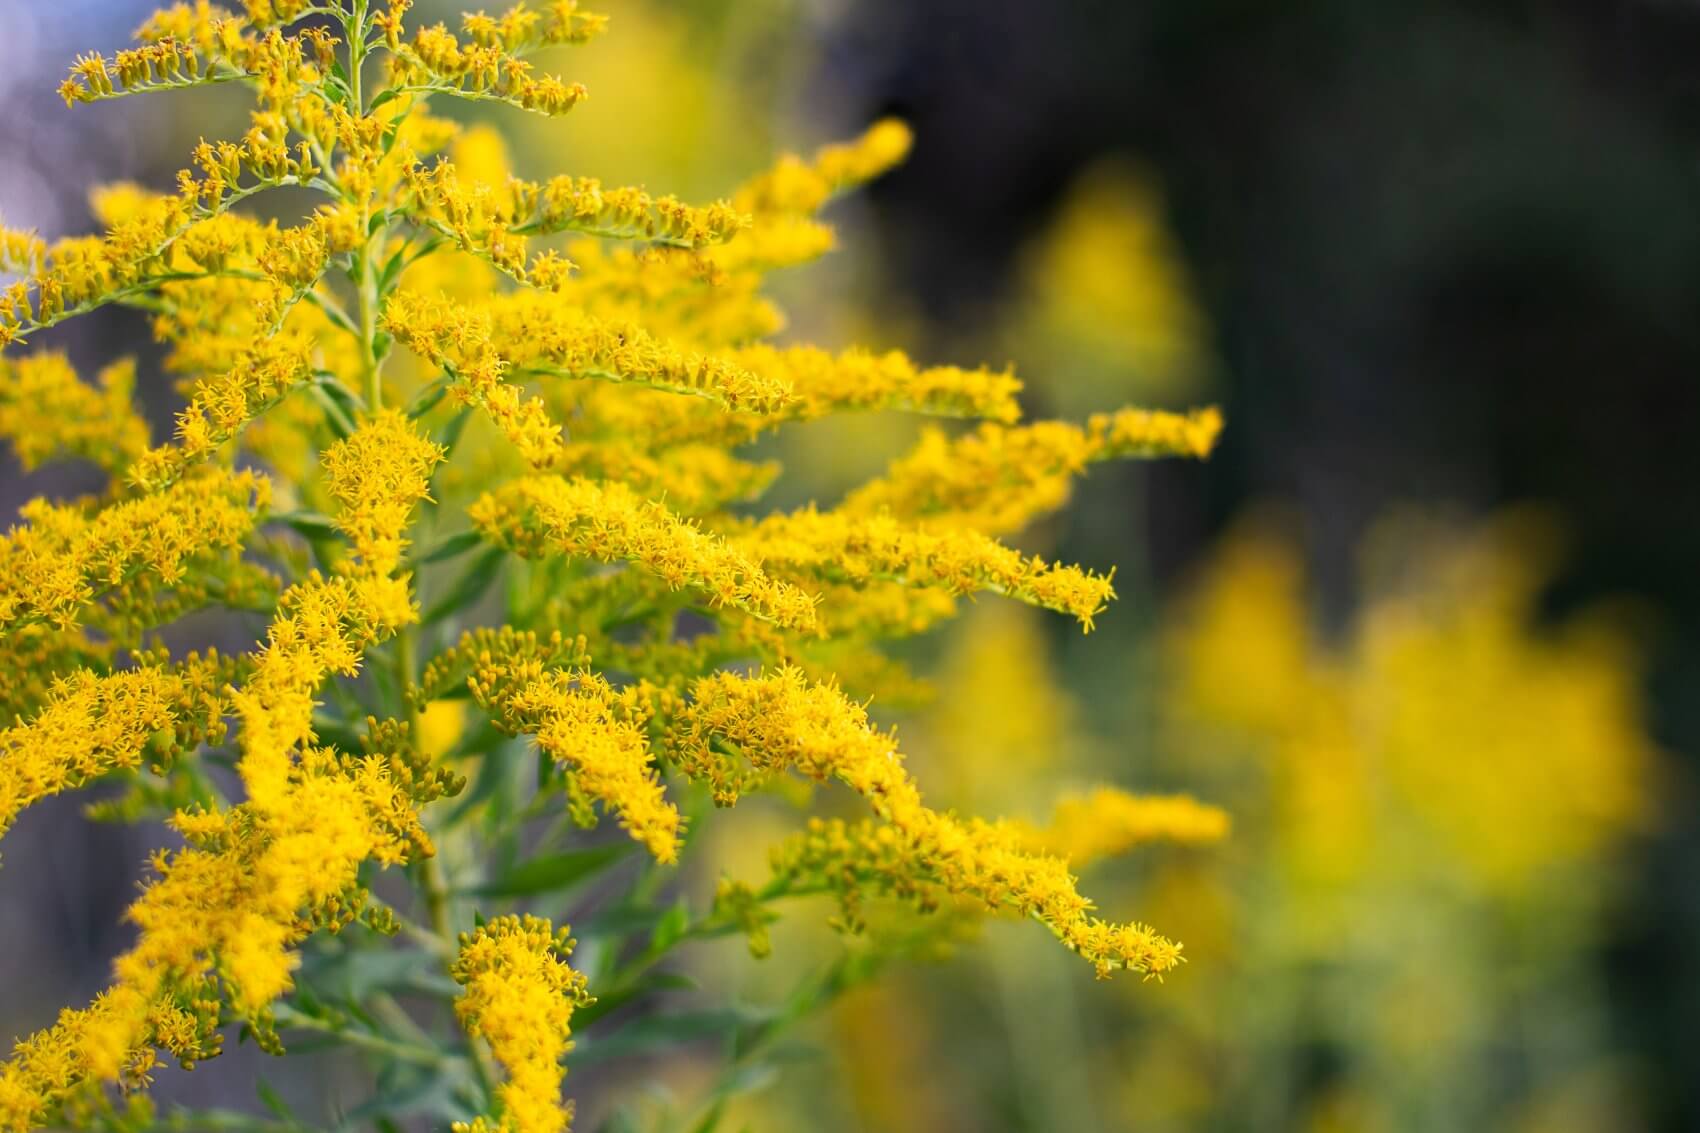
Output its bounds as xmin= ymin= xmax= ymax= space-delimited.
xmin=577 ymin=901 xmax=673 ymax=939
xmin=424 ymin=404 xmax=477 ymax=508
xmin=471 ymin=842 xmax=634 ymax=899
xmin=306 ymin=384 xmax=358 ymax=440
xmin=298 ymin=948 xmax=460 ymax=1002
xmin=422 ymin=546 xmax=507 ymax=626
xmin=274 ymin=511 xmax=340 ymax=540
xmin=406 ymin=376 xmax=451 ymax=419
xmin=718 ymin=1059 xmax=781 ymax=1098
xmin=437 ymin=403 xmax=476 ymax=453
xmin=441 ymin=736 xmax=525 ymax=829
xmin=256 ymin=1078 xmax=294 ymax=1121
xmin=651 ymin=899 xmax=691 ymax=954
xmin=571 ymin=970 xmax=697 ymax=1029
xmin=597 ymin=1109 xmax=643 ymax=1133
xmin=569 ymin=1006 xmax=779 ymax=1068
xmin=314 ymin=373 xmax=368 ymax=414
xmin=418 ymin=529 xmax=482 ymax=565
xmin=378 ymin=243 xmax=414 ymax=297
xmin=309 ymin=713 xmax=365 ymax=753
xmin=343 ymin=1063 xmax=477 ymax=1127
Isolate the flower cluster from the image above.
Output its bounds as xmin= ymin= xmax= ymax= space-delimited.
xmin=0 ymin=468 xmax=268 ymax=633
xmin=0 ymin=353 xmax=148 ymax=476
xmin=451 ymin=916 xmax=592 ymax=1133
xmin=678 ymin=668 xmax=1185 ymax=978
xmin=763 ymin=781 xmax=1231 ymax=935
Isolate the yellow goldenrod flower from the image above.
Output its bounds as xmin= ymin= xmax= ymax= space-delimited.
xmin=383 ymin=290 xmax=793 ymax=450
xmin=488 ymin=293 xmax=791 ymax=413
xmin=740 ymin=507 xmax=1116 ymax=631
xmin=130 ymin=336 xmax=313 ymax=490
xmin=550 ymin=240 xmax=784 ymax=349
xmin=406 ymin=156 xmax=744 ymax=266
xmin=1 ymin=415 xmax=454 ymax=1123
xmin=0 ymin=741 xmax=435 ymax=1129
xmin=389 ymin=18 xmax=594 ymax=117
xmin=680 ymin=668 xmax=1184 ymax=978
xmin=3 ymin=132 xmax=319 ymax=347
xmin=0 ymin=226 xmax=46 ymax=276
xmin=452 ymin=915 xmax=592 ymax=1133
xmin=808 ymin=580 xmax=960 ymax=641
xmin=553 ymin=442 xmax=778 ymax=515
xmin=0 ymin=654 xmax=234 ymax=845
xmin=704 ymin=214 xmax=837 ymax=274
xmin=476 ymin=667 xmax=681 ymax=860
xmin=727 ymin=342 xmax=1022 ymax=426
xmin=842 ymin=406 xmax=1223 ymax=534
xmin=322 ymin=409 xmax=446 ymax=573
xmin=0 ymin=468 xmax=269 ymax=634
xmin=233 ymin=417 xmax=440 ymax=808
xmin=471 ymin=475 xmax=819 ymax=632
xmin=0 ymin=625 xmax=114 ymax=723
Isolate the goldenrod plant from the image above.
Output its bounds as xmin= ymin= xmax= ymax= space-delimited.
xmin=0 ymin=3 xmax=1225 ymax=1129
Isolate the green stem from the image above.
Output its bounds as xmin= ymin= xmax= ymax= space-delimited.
xmin=419 ymin=851 xmax=503 ymax=1101
xmin=336 ymin=3 xmax=502 ymax=1106
xmin=348 ymin=0 xmax=368 ymax=113
xmin=357 ymin=237 xmax=382 ymax=410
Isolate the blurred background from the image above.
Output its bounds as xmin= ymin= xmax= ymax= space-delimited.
xmin=3 ymin=0 xmax=1698 ymax=1130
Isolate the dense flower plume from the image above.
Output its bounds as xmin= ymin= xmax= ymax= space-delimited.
xmin=452 ymin=916 xmax=593 ymax=1133
xmin=0 ymin=2 xmax=1224 ymax=1129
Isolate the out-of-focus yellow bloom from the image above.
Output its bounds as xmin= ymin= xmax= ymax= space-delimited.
xmin=733 ymin=120 xmax=913 ymax=217
xmin=1166 ymin=516 xmax=1317 ymax=738
xmin=920 ymin=603 xmax=1078 ymax=808
xmin=1025 ymin=789 xmax=1231 ymax=868
xmin=1013 ymin=160 xmax=1212 ymax=406
xmin=0 ymin=353 xmax=149 ymax=477
xmin=1355 ymin=513 xmax=1654 ymax=891
xmin=1168 ymin=512 xmax=1655 ymax=897
xmin=1095 ymin=511 xmax=1666 ymax=1130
